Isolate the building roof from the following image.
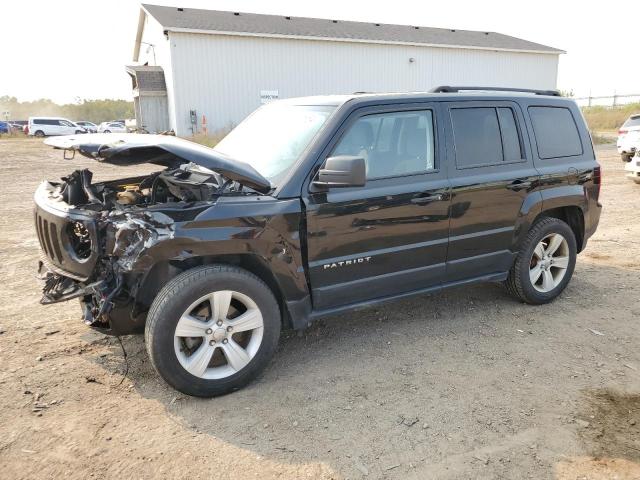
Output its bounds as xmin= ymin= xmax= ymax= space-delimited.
xmin=126 ymin=65 xmax=167 ymax=93
xmin=141 ymin=4 xmax=563 ymax=55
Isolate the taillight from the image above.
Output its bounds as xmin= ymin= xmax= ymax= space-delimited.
xmin=593 ymin=165 xmax=601 ymax=200
xmin=619 ymin=129 xmax=628 ymax=135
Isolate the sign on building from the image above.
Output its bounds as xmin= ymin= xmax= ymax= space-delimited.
xmin=260 ymin=90 xmax=279 ymax=104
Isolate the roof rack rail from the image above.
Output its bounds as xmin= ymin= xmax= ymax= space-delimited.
xmin=429 ymin=86 xmax=561 ymax=96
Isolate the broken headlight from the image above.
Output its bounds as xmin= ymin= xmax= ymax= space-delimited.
xmin=67 ymin=221 xmax=92 ymax=260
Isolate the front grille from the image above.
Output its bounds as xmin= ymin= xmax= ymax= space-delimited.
xmin=36 ymin=213 xmax=64 ymax=264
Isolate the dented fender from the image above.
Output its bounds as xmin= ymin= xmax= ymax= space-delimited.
xmin=126 ymin=196 xmax=311 ymax=319
xmin=107 ymin=210 xmax=175 ymax=271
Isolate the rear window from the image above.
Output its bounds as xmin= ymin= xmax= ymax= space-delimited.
xmin=528 ymin=106 xmax=583 ymax=159
xmin=450 ymin=106 xmax=523 ymax=168
xmin=622 ymin=115 xmax=640 ymax=128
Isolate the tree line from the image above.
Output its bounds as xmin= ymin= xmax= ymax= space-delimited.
xmin=0 ymin=96 xmax=134 ymax=123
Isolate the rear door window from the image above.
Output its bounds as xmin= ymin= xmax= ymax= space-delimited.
xmin=528 ymin=106 xmax=583 ymax=159
xmin=450 ymin=106 xmax=524 ymax=168
xmin=497 ymin=107 xmax=523 ymax=162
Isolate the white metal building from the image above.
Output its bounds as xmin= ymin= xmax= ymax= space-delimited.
xmin=132 ymin=4 xmax=564 ymax=136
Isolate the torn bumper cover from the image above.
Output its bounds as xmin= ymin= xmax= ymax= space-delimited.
xmin=37 ymin=208 xmax=175 ymax=332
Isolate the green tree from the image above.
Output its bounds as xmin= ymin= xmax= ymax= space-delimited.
xmin=0 ymin=96 xmax=134 ymax=123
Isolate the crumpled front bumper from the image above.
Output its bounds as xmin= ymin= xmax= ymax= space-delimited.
xmin=38 ymin=260 xmax=106 ymax=305
xmin=38 ymin=259 xmax=145 ymax=335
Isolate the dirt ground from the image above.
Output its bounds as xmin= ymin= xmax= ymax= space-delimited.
xmin=0 ymin=138 xmax=639 ymax=480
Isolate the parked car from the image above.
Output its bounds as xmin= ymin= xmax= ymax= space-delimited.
xmin=0 ymin=121 xmax=10 ymax=134
xmin=624 ymin=152 xmax=640 ymax=183
xmin=74 ymin=121 xmax=98 ymax=133
xmin=617 ymin=114 xmax=640 ymax=162
xmin=10 ymin=120 xmax=27 ymax=133
xmin=34 ymin=87 xmax=601 ymax=397
xmin=28 ymin=117 xmax=87 ymax=137
xmin=97 ymin=121 xmax=127 ymax=133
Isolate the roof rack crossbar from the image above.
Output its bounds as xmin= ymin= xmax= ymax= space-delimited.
xmin=429 ymin=86 xmax=561 ymax=96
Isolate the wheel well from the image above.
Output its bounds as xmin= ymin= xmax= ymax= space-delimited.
xmin=535 ymin=206 xmax=585 ymax=252
xmin=134 ymin=254 xmax=292 ymax=328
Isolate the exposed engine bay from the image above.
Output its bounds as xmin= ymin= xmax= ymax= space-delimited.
xmin=56 ymin=163 xmax=230 ymax=211
xmin=35 ymin=134 xmax=273 ymax=333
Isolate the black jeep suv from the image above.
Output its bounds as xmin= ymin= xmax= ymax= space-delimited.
xmin=34 ymin=87 xmax=602 ymax=396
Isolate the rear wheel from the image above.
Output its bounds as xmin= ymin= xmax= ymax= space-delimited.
xmin=103 ymin=129 xmax=111 ymax=133
xmin=622 ymin=152 xmax=633 ymax=162
xmin=145 ymin=265 xmax=281 ymax=397
xmin=505 ymin=217 xmax=577 ymax=304
xmin=34 ymin=130 xmax=45 ymax=137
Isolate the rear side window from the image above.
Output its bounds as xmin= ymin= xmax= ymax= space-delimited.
xmin=450 ymin=107 xmax=523 ymax=168
xmin=528 ymin=106 xmax=583 ymax=159
xmin=622 ymin=115 xmax=640 ymax=128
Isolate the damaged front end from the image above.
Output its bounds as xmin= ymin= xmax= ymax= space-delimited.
xmin=35 ymin=177 xmax=179 ymax=332
xmin=35 ymin=134 xmax=271 ymax=334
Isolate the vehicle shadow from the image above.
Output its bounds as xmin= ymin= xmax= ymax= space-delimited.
xmin=92 ymin=260 xmax=640 ymax=479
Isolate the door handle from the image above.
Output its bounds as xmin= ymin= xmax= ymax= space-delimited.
xmin=506 ymin=180 xmax=532 ymax=191
xmin=411 ymin=193 xmax=445 ymax=205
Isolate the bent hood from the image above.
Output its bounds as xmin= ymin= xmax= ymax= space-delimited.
xmin=44 ymin=133 xmax=271 ymax=193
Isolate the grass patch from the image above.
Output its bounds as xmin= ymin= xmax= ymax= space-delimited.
xmin=188 ymin=128 xmax=232 ymax=148
xmin=582 ymin=103 xmax=640 ymax=131
xmin=591 ymin=132 xmax=615 ymax=145
xmin=0 ymin=132 xmax=34 ymax=140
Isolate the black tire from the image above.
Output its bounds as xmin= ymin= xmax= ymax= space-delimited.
xmin=621 ymin=152 xmax=633 ymax=162
xmin=145 ymin=265 xmax=281 ymax=397
xmin=505 ymin=217 xmax=577 ymax=304
xmin=75 ymin=130 xmax=83 ymax=134
xmin=34 ymin=130 xmax=45 ymax=137
xmin=104 ymin=130 xmax=111 ymax=133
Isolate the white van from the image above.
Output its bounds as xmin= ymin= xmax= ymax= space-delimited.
xmin=28 ymin=117 xmax=86 ymax=137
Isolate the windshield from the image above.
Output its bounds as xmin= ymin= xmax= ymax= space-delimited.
xmin=214 ymin=103 xmax=335 ymax=186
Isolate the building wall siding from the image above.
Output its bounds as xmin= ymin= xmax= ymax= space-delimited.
xmin=161 ymin=32 xmax=559 ymax=136
xmin=138 ymin=16 xmax=177 ymax=132
xmin=137 ymin=95 xmax=170 ymax=133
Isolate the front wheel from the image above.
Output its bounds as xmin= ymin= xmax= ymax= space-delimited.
xmin=505 ymin=217 xmax=577 ymax=304
xmin=145 ymin=265 xmax=281 ymax=397
xmin=622 ymin=152 xmax=633 ymax=162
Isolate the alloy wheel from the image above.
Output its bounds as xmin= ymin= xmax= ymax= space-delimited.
xmin=174 ymin=290 xmax=264 ymax=379
xmin=529 ymin=233 xmax=570 ymax=292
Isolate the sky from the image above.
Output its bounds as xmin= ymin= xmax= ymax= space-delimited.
xmin=2 ymin=0 xmax=639 ymax=104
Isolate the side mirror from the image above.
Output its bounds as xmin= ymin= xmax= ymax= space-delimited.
xmin=313 ymin=155 xmax=366 ymax=188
